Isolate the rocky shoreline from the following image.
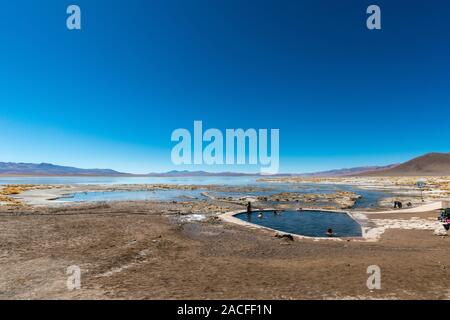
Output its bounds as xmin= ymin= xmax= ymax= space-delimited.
xmin=256 ymin=191 xmax=361 ymax=209
xmin=2 ymin=176 xmax=449 ymax=212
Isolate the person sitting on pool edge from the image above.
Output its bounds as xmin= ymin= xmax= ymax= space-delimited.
xmin=326 ymin=228 xmax=334 ymax=237
xmin=246 ymin=202 xmax=252 ymax=214
xmin=394 ymin=201 xmax=403 ymax=209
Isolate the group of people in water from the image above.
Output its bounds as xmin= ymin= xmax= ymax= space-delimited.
xmin=247 ymin=203 xmax=281 ymax=219
xmin=245 ymin=200 xmax=449 ymax=238
xmin=245 ymin=202 xmax=335 ymax=237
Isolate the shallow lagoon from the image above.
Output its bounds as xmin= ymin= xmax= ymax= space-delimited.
xmin=0 ymin=176 xmax=259 ymax=186
xmin=0 ymin=176 xmax=396 ymax=208
xmin=58 ymin=189 xmax=207 ymax=202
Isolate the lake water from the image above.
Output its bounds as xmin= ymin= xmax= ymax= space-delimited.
xmin=235 ymin=210 xmax=363 ymax=238
xmin=0 ymin=176 xmax=394 ymax=208
xmin=58 ymin=189 xmax=207 ymax=202
xmin=208 ymin=183 xmax=391 ymax=209
xmin=0 ymin=176 xmax=259 ymax=186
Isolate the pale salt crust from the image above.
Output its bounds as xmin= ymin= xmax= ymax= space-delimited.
xmin=364 ymin=218 xmax=443 ymax=240
xmin=179 ymin=214 xmax=207 ymax=222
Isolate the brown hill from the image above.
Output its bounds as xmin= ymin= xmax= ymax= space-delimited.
xmin=359 ymin=152 xmax=450 ymax=176
xmin=300 ymin=165 xmax=397 ymax=177
xmin=0 ymin=162 xmax=128 ymax=176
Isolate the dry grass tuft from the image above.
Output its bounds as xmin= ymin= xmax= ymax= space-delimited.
xmin=0 ymin=184 xmax=36 ymax=207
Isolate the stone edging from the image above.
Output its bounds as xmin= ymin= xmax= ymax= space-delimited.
xmin=218 ymin=208 xmax=372 ymax=242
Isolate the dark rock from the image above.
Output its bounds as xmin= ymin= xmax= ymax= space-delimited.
xmin=275 ymin=233 xmax=294 ymax=241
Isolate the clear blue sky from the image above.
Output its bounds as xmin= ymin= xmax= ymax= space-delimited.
xmin=1 ymin=0 xmax=449 ymax=173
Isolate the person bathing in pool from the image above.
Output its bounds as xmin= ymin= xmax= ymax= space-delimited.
xmin=326 ymin=228 xmax=335 ymax=237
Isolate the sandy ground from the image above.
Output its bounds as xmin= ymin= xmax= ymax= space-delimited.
xmin=0 ymin=198 xmax=448 ymax=300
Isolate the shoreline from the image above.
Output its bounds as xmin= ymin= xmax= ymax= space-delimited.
xmin=2 ymin=181 xmax=447 ymax=243
xmin=2 ymin=175 xmax=449 ymax=214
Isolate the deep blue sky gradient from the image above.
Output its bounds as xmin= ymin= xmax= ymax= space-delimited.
xmin=0 ymin=0 xmax=449 ymax=173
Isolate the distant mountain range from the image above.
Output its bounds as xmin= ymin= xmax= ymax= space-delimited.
xmin=299 ymin=165 xmax=398 ymax=177
xmin=0 ymin=162 xmax=128 ymax=176
xmin=0 ymin=163 xmax=261 ymax=177
xmin=299 ymin=152 xmax=450 ymax=176
xmin=143 ymin=170 xmax=259 ymax=177
xmin=1 ymin=152 xmax=450 ymax=177
xmin=358 ymin=152 xmax=450 ymax=176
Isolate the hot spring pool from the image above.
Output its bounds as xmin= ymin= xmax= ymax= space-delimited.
xmin=235 ymin=210 xmax=362 ymax=238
